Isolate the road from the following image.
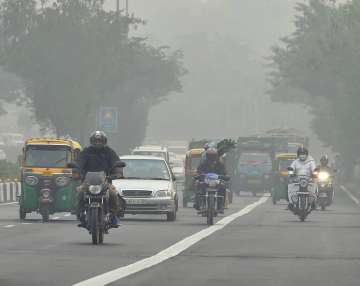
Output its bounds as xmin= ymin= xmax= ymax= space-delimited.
xmin=0 ymin=190 xmax=359 ymax=286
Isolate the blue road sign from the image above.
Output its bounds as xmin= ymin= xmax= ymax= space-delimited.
xmin=99 ymin=107 xmax=118 ymax=133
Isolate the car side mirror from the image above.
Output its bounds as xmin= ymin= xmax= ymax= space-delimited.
xmin=287 ymin=167 xmax=294 ymax=172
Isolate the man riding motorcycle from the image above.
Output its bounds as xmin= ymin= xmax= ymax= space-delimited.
xmin=77 ymin=131 xmax=122 ymax=228
xmin=288 ymin=147 xmax=317 ymax=210
xmin=195 ymin=147 xmax=227 ymax=213
xmin=315 ymin=155 xmax=335 ymax=205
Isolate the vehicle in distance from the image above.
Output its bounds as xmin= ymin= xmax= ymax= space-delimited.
xmin=131 ymin=145 xmax=170 ymax=163
xmin=113 ymin=155 xmax=178 ymax=221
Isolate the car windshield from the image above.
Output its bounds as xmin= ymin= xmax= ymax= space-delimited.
xmin=122 ymin=159 xmax=170 ymax=180
xmin=25 ymin=145 xmax=71 ymax=168
xmin=133 ymin=151 xmax=166 ymax=160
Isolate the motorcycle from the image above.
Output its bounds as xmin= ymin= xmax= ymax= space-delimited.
xmin=195 ymin=173 xmax=230 ymax=226
xmin=288 ymin=167 xmax=316 ymax=222
xmin=315 ymin=170 xmax=334 ymax=211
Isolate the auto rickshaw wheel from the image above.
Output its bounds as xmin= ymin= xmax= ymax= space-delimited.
xmin=182 ymin=196 xmax=188 ymax=208
xmin=19 ymin=205 xmax=26 ymax=220
xmin=40 ymin=206 xmax=50 ymax=222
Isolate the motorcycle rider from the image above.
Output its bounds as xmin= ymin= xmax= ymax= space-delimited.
xmin=317 ymin=155 xmax=335 ymax=175
xmin=288 ymin=147 xmax=317 ymax=210
xmin=195 ymin=147 xmax=227 ymax=213
xmin=77 ymin=131 xmax=122 ymax=228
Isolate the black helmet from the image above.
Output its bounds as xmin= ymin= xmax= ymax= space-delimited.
xmin=297 ymin=146 xmax=308 ymax=159
xmin=320 ymin=155 xmax=329 ymax=166
xmin=90 ymin=131 xmax=107 ymax=148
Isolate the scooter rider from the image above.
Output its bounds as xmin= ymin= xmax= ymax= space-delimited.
xmin=317 ymin=155 xmax=335 ymax=175
xmin=195 ymin=147 xmax=227 ymax=213
xmin=288 ymin=147 xmax=317 ymax=209
xmin=77 ymin=131 xmax=122 ymax=228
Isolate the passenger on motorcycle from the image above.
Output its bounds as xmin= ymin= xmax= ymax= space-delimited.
xmin=288 ymin=147 xmax=317 ymax=210
xmin=77 ymin=131 xmax=123 ymax=228
xmin=195 ymin=147 xmax=227 ymax=213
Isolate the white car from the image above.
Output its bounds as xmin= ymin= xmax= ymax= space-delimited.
xmin=113 ymin=155 xmax=178 ymax=221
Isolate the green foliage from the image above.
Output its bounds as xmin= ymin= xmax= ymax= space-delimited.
xmin=0 ymin=0 xmax=185 ymax=152
xmin=0 ymin=160 xmax=19 ymax=179
xmin=269 ymin=0 xmax=360 ymax=173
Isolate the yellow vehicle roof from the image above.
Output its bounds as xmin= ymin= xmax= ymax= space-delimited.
xmin=25 ymin=138 xmax=82 ymax=150
xmin=275 ymin=152 xmax=297 ymax=159
xmin=186 ymin=148 xmax=204 ymax=156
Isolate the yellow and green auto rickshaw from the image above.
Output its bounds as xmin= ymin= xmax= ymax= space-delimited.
xmin=183 ymin=148 xmax=203 ymax=207
xmin=271 ymin=153 xmax=297 ymax=205
xmin=19 ymin=138 xmax=82 ymax=221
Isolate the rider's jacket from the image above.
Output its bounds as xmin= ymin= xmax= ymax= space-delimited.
xmin=78 ymin=146 xmax=119 ymax=176
xmin=197 ymin=159 xmax=227 ymax=175
xmin=290 ymin=156 xmax=316 ymax=177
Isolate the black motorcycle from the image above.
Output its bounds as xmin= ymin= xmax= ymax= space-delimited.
xmin=315 ymin=170 xmax=334 ymax=211
xmin=195 ymin=173 xmax=230 ymax=226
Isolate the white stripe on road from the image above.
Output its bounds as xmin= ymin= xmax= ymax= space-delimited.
xmin=73 ymin=195 xmax=269 ymax=286
xmin=4 ymin=225 xmax=15 ymax=228
xmin=341 ymin=185 xmax=360 ymax=205
xmin=64 ymin=213 xmax=72 ymax=217
xmin=53 ymin=217 xmax=60 ymax=220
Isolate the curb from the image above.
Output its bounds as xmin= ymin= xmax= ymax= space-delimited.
xmin=0 ymin=182 xmax=21 ymax=203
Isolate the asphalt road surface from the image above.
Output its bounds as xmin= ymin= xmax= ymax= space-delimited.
xmin=0 ymin=189 xmax=359 ymax=286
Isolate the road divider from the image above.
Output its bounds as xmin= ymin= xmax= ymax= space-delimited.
xmin=73 ymin=195 xmax=269 ymax=286
xmin=0 ymin=182 xmax=21 ymax=203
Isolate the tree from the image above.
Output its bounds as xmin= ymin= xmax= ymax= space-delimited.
xmin=0 ymin=0 xmax=185 ymax=152
xmin=269 ymin=0 xmax=360 ymax=175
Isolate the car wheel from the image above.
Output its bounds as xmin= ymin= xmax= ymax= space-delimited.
xmin=167 ymin=208 xmax=177 ymax=222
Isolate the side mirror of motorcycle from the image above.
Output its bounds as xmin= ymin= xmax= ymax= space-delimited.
xmin=287 ymin=167 xmax=294 ymax=171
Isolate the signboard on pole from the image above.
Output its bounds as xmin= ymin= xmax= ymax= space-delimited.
xmin=98 ymin=106 xmax=118 ymax=133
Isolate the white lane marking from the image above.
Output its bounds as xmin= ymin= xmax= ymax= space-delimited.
xmin=4 ymin=224 xmax=15 ymax=228
xmin=53 ymin=217 xmax=60 ymax=220
xmin=21 ymin=223 xmax=33 ymax=225
xmin=73 ymin=195 xmax=268 ymax=286
xmin=0 ymin=202 xmax=18 ymax=206
xmin=64 ymin=213 xmax=71 ymax=217
xmin=341 ymin=185 xmax=360 ymax=205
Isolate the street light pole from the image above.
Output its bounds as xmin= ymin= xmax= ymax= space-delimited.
xmin=125 ymin=0 xmax=129 ymax=15
xmin=116 ymin=0 xmax=120 ymax=18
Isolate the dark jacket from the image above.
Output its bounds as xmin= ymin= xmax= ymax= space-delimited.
xmin=78 ymin=146 xmax=119 ymax=176
xmin=197 ymin=160 xmax=227 ymax=175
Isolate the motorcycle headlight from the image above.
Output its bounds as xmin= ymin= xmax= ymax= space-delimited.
xmin=156 ymin=190 xmax=171 ymax=197
xmin=89 ymin=185 xmax=102 ymax=195
xmin=318 ymin=172 xmax=330 ymax=181
xmin=55 ymin=176 xmax=70 ymax=187
xmin=25 ymin=176 xmax=39 ymax=186
xmin=299 ymin=179 xmax=308 ymax=188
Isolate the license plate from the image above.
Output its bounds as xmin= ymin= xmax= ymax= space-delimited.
xmin=126 ymin=199 xmax=148 ymax=205
xmin=319 ymin=193 xmax=327 ymax=198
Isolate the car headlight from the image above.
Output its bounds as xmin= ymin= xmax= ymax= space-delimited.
xmin=156 ymin=190 xmax=171 ymax=197
xmin=55 ymin=176 xmax=70 ymax=187
xmin=89 ymin=185 xmax=102 ymax=195
xmin=25 ymin=176 xmax=39 ymax=186
xmin=318 ymin=172 xmax=330 ymax=181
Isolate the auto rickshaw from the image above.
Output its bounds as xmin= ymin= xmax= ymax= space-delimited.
xmin=19 ymin=138 xmax=82 ymax=221
xmin=183 ymin=148 xmax=203 ymax=207
xmin=271 ymin=153 xmax=297 ymax=204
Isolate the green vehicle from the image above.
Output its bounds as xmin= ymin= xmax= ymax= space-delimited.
xmin=19 ymin=138 xmax=82 ymax=222
xmin=271 ymin=153 xmax=297 ymax=204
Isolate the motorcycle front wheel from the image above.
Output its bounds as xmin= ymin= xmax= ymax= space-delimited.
xmin=90 ymin=208 xmax=101 ymax=245
xmin=207 ymin=194 xmax=215 ymax=226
